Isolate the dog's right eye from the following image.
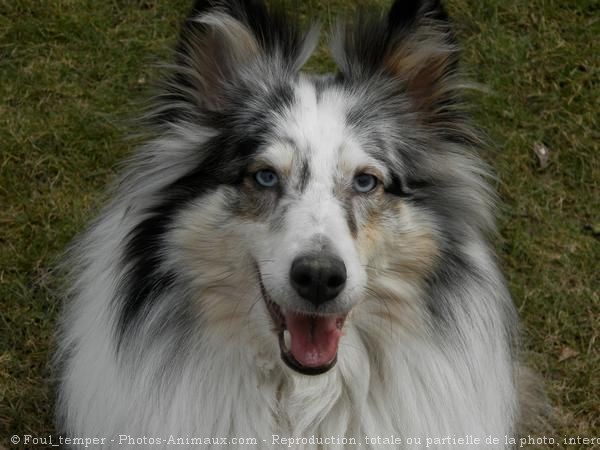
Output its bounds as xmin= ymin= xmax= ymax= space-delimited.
xmin=254 ymin=169 xmax=279 ymax=188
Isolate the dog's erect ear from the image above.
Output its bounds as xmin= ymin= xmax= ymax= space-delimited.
xmin=332 ymin=0 xmax=459 ymax=119
xmin=185 ymin=0 xmax=318 ymax=71
xmin=159 ymin=0 xmax=318 ymax=116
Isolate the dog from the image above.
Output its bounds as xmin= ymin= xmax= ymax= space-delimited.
xmin=56 ymin=0 xmax=540 ymax=448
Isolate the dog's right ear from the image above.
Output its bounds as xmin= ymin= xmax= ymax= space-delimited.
xmin=156 ymin=0 xmax=318 ymax=118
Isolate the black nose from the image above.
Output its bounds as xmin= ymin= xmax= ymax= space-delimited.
xmin=290 ymin=254 xmax=347 ymax=306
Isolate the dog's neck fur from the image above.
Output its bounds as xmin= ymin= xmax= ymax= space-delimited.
xmin=99 ymin=280 xmax=515 ymax=449
xmin=143 ymin=312 xmax=515 ymax=449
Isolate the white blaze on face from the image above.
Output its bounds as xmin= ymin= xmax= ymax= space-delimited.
xmin=255 ymin=77 xmax=373 ymax=313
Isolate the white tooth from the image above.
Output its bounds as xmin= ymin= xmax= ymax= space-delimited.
xmin=283 ymin=330 xmax=291 ymax=351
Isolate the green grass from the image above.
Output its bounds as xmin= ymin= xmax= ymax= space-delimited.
xmin=1 ymin=0 xmax=598 ymax=447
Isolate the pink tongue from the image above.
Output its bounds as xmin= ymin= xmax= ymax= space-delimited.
xmin=285 ymin=312 xmax=343 ymax=368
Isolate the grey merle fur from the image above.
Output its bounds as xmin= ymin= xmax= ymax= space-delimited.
xmin=121 ymin=0 xmax=509 ymax=346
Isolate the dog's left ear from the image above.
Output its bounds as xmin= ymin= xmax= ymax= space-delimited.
xmin=332 ymin=0 xmax=459 ymax=118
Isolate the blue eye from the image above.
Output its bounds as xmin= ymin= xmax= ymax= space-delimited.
xmin=254 ymin=169 xmax=279 ymax=188
xmin=353 ymin=173 xmax=378 ymax=193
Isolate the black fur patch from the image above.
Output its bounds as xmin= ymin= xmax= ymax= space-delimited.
xmin=118 ymin=136 xmax=259 ymax=341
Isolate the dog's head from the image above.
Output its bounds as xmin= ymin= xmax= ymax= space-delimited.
xmin=124 ymin=0 xmax=494 ymax=375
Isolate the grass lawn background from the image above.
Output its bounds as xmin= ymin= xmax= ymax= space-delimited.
xmin=0 ymin=0 xmax=598 ymax=447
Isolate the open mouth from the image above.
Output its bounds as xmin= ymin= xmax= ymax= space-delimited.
xmin=258 ymin=274 xmax=346 ymax=375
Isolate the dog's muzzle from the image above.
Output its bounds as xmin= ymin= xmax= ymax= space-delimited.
xmin=258 ymin=254 xmax=348 ymax=376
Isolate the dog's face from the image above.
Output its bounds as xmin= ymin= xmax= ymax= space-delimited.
xmin=127 ymin=0 xmax=493 ymax=375
xmin=170 ymin=74 xmax=445 ymax=375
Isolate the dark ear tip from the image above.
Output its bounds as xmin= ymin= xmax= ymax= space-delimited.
xmin=188 ymin=0 xmax=233 ymax=17
xmin=189 ymin=0 xmax=267 ymax=16
xmin=189 ymin=0 xmax=213 ymax=16
xmin=388 ymin=0 xmax=447 ymax=28
xmin=388 ymin=0 xmax=421 ymax=26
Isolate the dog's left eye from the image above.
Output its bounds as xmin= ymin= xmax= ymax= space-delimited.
xmin=254 ymin=169 xmax=279 ymax=188
xmin=353 ymin=173 xmax=378 ymax=193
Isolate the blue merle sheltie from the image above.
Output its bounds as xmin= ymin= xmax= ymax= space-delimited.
xmin=56 ymin=0 xmax=544 ymax=448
